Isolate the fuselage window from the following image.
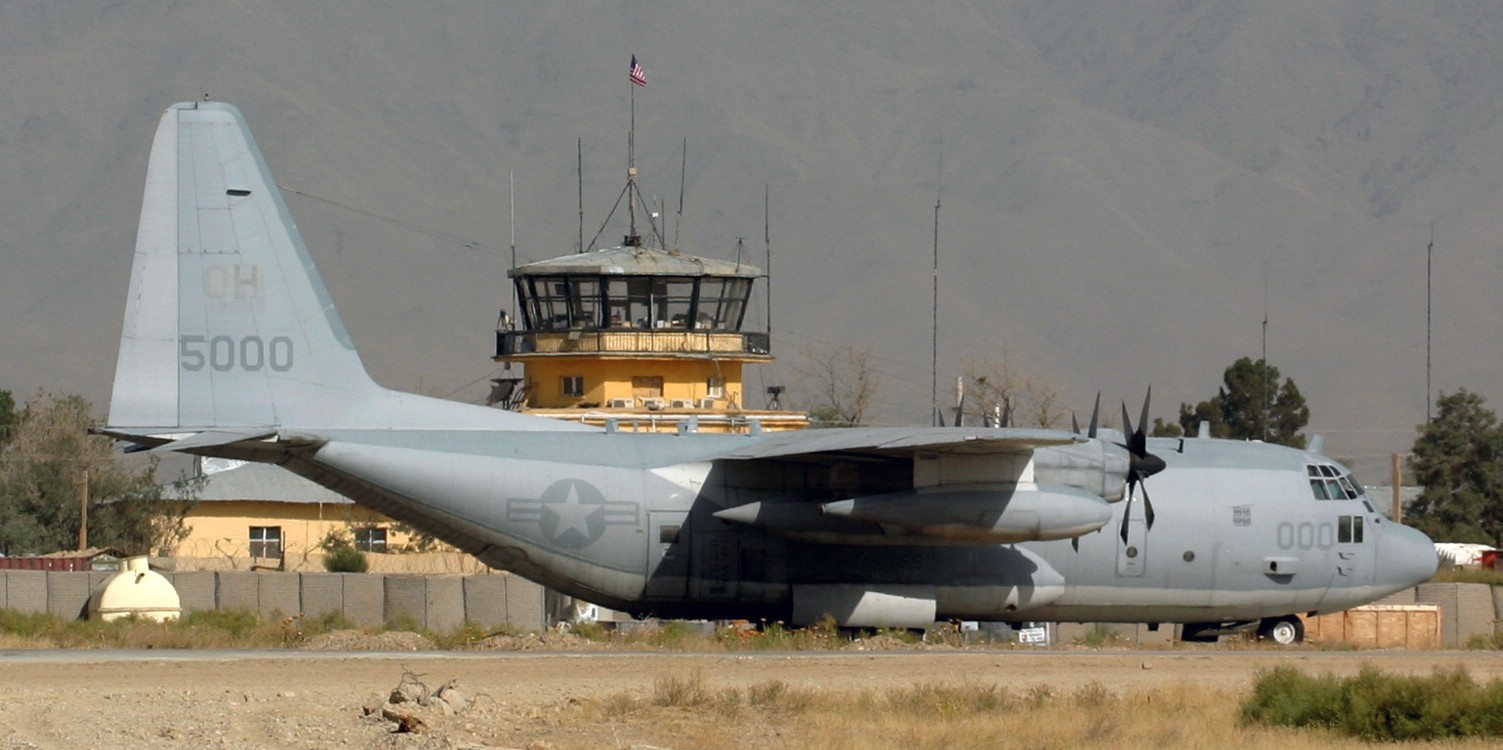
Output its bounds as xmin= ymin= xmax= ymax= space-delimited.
xmin=1337 ymin=514 xmax=1365 ymax=544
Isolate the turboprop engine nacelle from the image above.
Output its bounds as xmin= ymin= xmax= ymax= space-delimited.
xmin=1031 ymin=439 xmax=1131 ymax=503
xmin=716 ymin=481 xmax=1114 ymax=545
xmin=822 ymin=483 xmax=1113 ymax=543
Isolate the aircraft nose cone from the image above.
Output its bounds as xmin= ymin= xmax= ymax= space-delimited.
xmin=1377 ymin=521 xmax=1438 ymax=590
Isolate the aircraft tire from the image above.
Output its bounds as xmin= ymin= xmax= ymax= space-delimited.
xmin=1257 ymin=616 xmax=1304 ymax=645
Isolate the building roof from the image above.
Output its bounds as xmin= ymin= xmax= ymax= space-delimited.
xmin=173 ymin=460 xmax=353 ymax=505
xmin=510 ymin=246 xmax=762 ymax=278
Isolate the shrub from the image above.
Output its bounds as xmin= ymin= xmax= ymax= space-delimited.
xmin=1241 ymin=664 xmax=1503 ymax=741
xmin=318 ymin=529 xmax=369 ymax=572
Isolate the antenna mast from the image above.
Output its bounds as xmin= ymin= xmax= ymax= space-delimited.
xmin=577 ymin=139 xmax=584 ymax=253
xmin=1426 ymin=221 xmax=1434 ymax=422
xmin=764 ymin=185 xmax=772 ymax=340
xmin=675 ymin=137 xmax=687 ymax=251
xmin=931 ymin=150 xmax=942 ymax=426
xmin=509 ymin=170 xmax=517 ymax=321
xmin=1262 ymin=249 xmax=1269 ymax=441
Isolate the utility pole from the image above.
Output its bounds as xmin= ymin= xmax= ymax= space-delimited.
xmin=76 ymin=467 xmax=88 ymax=551
xmin=1390 ymin=452 xmax=1404 ymax=523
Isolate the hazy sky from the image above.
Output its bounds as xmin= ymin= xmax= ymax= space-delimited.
xmin=4 ymin=2 xmax=1501 ymax=477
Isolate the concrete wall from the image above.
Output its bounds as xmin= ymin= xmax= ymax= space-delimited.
xmin=6 ymin=578 xmax=1500 ymax=646
xmin=1047 ymin=584 xmax=1497 ymax=647
xmin=0 ymin=570 xmax=547 ymax=631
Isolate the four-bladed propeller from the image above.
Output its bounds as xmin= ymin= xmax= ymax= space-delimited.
xmin=1116 ymin=388 xmax=1166 ymax=543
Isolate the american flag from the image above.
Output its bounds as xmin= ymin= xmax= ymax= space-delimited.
xmin=629 ymin=55 xmax=646 ymax=87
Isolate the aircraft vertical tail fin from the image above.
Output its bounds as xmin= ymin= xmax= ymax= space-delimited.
xmin=108 ymin=102 xmax=380 ymax=432
xmin=108 ymin=102 xmax=590 ymax=438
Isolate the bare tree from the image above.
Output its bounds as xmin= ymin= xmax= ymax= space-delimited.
xmin=959 ymin=353 xmax=1064 ymax=428
xmin=793 ymin=344 xmax=882 ymax=427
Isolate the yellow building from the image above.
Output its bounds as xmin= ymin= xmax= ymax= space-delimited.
xmin=170 ymin=459 xmax=482 ymax=573
xmin=494 ymin=244 xmax=808 ymax=432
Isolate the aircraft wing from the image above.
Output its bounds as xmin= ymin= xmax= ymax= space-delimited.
xmin=720 ymin=427 xmax=1084 ymax=461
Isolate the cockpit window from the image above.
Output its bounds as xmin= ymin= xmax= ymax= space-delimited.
xmin=1307 ymin=464 xmax=1363 ymax=500
xmin=1347 ymin=473 xmax=1365 ymax=496
xmin=1337 ymin=476 xmax=1359 ymax=499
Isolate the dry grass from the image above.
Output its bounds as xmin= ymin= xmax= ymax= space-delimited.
xmin=570 ymin=672 xmax=1503 ymax=750
xmin=0 ymin=608 xmax=354 ymax=649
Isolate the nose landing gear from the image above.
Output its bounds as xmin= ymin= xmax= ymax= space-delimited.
xmin=1256 ymin=615 xmax=1305 ymax=645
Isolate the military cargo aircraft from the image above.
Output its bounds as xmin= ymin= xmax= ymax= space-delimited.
xmin=100 ymin=102 xmax=1437 ymax=643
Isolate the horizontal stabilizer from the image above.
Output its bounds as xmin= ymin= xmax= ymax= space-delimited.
xmin=146 ymin=428 xmax=278 ymax=453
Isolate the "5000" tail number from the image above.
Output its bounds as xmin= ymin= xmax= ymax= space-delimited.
xmin=179 ymin=335 xmax=293 ymax=372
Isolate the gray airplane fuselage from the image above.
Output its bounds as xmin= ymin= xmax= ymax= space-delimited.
xmin=251 ymin=425 xmax=1431 ymax=627
xmin=103 ymin=102 xmax=1437 ymax=635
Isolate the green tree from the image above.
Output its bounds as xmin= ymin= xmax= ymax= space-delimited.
xmin=0 ymin=391 xmax=195 ymax=556
xmin=1174 ymin=357 xmax=1309 ymax=448
xmin=1407 ymin=389 xmax=1503 ymax=545
xmin=0 ymin=389 xmax=15 ymax=444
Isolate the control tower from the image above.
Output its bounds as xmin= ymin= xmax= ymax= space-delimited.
xmin=493 ymin=242 xmax=808 ymax=433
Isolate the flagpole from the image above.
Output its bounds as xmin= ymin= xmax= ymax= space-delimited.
xmin=628 ymin=60 xmax=638 ymax=243
xmin=626 ymin=55 xmax=646 ymax=245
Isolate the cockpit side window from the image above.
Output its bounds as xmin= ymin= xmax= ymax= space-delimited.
xmin=1345 ymin=473 xmax=1365 ymax=496
xmin=1337 ymin=476 xmax=1359 ymax=499
xmin=1310 ymin=478 xmax=1330 ymax=499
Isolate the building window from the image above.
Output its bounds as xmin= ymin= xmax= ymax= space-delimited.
xmin=561 ymin=375 xmax=584 ymax=397
xmin=354 ymin=527 xmax=388 ymax=553
xmin=249 ymin=526 xmax=282 ymax=558
xmin=707 ymin=376 xmax=724 ymax=398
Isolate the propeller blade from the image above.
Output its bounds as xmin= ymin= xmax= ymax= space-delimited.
xmin=1120 ymin=401 xmax=1134 ymax=440
xmin=1000 ymin=398 xmax=1012 ymax=428
xmin=1088 ymin=393 xmax=1100 ymax=438
xmin=1138 ymin=387 xmax=1152 ymax=442
xmin=953 ymin=377 xmax=965 ymax=427
xmin=1071 ymin=412 xmax=1081 ymax=435
xmin=1141 ymin=481 xmax=1156 ymax=529
xmin=1119 ymin=488 xmax=1133 ymax=544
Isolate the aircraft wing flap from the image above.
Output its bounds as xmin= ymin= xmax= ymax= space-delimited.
xmin=722 ymin=427 xmax=1083 ymax=461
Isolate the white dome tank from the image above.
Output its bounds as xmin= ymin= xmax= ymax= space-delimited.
xmin=89 ymin=556 xmax=181 ymax=622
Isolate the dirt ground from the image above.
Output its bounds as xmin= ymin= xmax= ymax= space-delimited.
xmin=2 ymin=646 xmax=1501 ymax=749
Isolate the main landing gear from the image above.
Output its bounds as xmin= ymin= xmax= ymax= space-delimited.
xmin=1180 ymin=615 xmax=1306 ymax=645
